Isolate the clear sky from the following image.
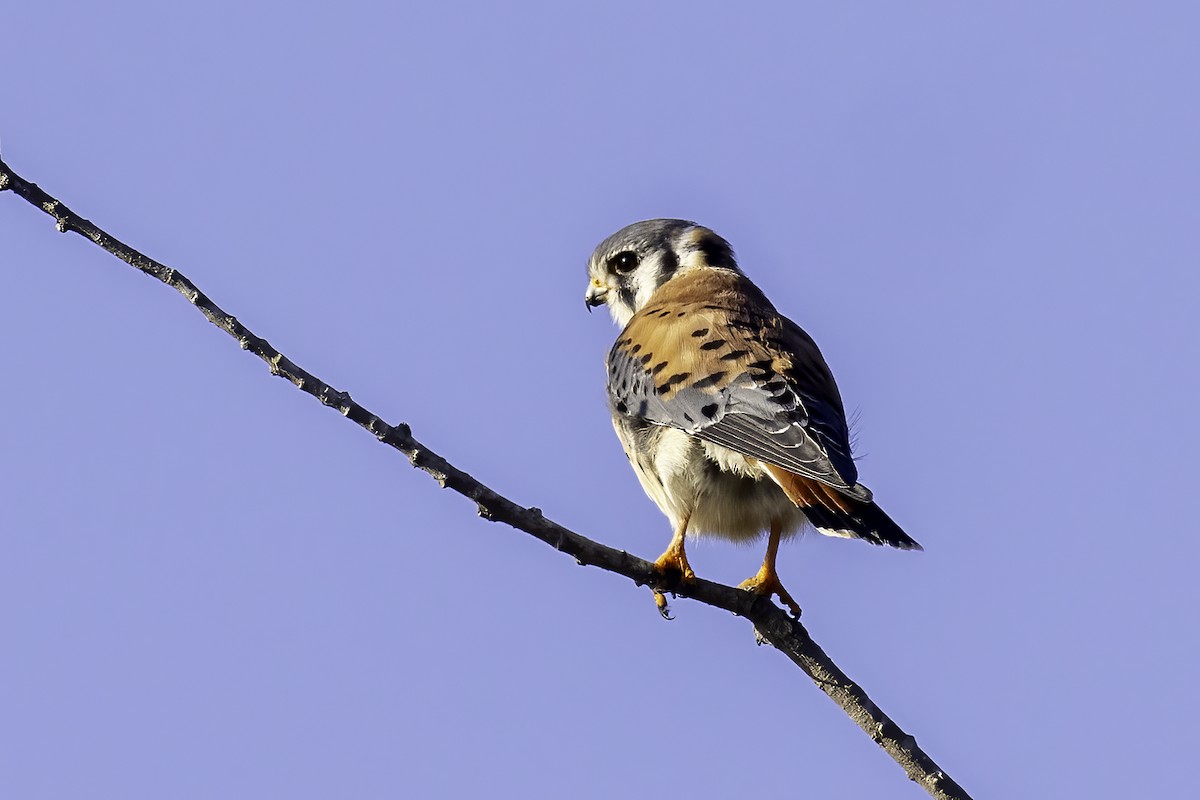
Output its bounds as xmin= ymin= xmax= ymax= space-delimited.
xmin=2 ymin=3 xmax=1198 ymax=798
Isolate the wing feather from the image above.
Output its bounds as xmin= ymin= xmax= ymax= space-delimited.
xmin=607 ymin=269 xmax=863 ymax=494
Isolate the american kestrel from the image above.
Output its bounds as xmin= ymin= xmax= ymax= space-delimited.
xmin=585 ymin=219 xmax=920 ymax=617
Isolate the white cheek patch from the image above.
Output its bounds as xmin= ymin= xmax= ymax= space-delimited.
xmin=631 ymin=257 xmax=671 ymax=310
xmin=605 ymin=262 xmax=661 ymax=328
xmin=677 ymin=248 xmax=708 ymax=273
xmin=609 ymin=302 xmax=635 ymax=328
xmin=634 ymin=277 xmax=658 ymax=311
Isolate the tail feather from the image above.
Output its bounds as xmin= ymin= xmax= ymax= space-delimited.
xmin=763 ymin=465 xmax=922 ymax=551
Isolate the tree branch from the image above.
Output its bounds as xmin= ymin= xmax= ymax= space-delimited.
xmin=0 ymin=156 xmax=972 ymax=800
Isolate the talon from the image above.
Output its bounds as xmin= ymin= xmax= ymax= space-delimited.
xmin=654 ymin=590 xmax=674 ymax=620
xmin=649 ymin=519 xmax=694 ymax=617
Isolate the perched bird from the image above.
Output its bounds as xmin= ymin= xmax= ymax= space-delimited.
xmin=585 ymin=219 xmax=920 ymax=617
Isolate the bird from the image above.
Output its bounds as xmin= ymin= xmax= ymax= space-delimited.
xmin=585 ymin=219 xmax=920 ymax=617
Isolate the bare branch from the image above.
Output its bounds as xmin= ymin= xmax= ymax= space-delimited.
xmin=0 ymin=157 xmax=972 ymax=800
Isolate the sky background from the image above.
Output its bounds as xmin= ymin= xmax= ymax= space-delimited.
xmin=2 ymin=3 xmax=1198 ymax=798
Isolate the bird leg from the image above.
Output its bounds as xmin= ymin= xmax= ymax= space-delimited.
xmin=653 ymin=521 xmax=695 ymax=581
xmin=739 ymin=519 xmax=802 ymax=618
xmin=652 ymin=516 xmax=695 ymax=618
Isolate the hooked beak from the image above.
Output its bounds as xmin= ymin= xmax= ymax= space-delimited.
xmin=585 ymin=282 xmax=609 ymax=312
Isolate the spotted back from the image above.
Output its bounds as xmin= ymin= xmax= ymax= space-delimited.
xmin=607 ymin=268 xmax=863 ymax=495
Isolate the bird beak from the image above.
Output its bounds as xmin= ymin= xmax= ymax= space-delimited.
xmin=585 ymin=282 xmax=608 ymax=312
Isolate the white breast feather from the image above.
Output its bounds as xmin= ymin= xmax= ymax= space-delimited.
xmin=612 ymin=418 xmax=809 ymax=543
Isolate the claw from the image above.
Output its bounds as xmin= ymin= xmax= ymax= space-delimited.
xmin=654 ymin=590 xmax=674 ymax=620
xmin=649 ymin=522 xmax=694 ymax=618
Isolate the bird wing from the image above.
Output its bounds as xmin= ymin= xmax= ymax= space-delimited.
xmin=607 ymin=268 xmax=864 ymax=496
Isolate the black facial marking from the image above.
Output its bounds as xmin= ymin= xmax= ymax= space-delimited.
xmin=695 ymin=233 xmax=736 ymax=270
xmin=615 ymin=400 xmax=629 ymax=414
xmin=699 ymin=339 xmax=726 ymax=351
xmin=659 ymin=246 xmax=679 ymax=280
xmin=618 ymin=285 xmax=636 ymax=311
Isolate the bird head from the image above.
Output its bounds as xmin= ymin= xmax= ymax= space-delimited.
xmin=585 ymin=219 xmax=739 ymax=327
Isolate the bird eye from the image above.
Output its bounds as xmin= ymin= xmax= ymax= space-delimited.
xmin=608 ymin=251 xmax=640 ymax=274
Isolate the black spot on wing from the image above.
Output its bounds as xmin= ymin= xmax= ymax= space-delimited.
xmin=672 ymin=365 xmax=859 ymax=488
xmin=691 ymin=372 xmax=727 ymax=390
xmin=606 ymin=299 xmax=856 ymax=490
xmin=656 ymin=373 xmax=690 ymax=394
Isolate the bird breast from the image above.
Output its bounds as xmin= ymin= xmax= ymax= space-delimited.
xmin=611 ymin=416 xmax=808 ymax=542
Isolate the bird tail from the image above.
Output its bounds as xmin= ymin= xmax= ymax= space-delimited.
xmin=763 ymin=465 xmax=922 ymax=550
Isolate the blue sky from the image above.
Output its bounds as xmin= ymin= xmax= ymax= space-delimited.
xmin=3 ymin=3 xmax=1198 ymax=797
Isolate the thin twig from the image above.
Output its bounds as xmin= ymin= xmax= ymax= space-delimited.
xmin=0 ymin=156 xmax=972 ymax=800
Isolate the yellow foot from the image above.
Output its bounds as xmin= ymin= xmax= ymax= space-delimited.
xmin=739 ymin=567 xmax=802 ymax=618
xmin=651 ymin=543 xmax=695 ymax=620
xmin=653 ymin=546 xmax=696 ymax=583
